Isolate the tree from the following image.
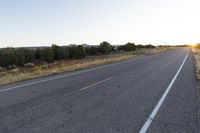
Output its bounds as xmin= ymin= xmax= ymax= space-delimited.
xmin=118 ymin=42 xmax=136 ymax=51
xmin=85 ymin=46 xmax=102 ymax=55
xmin=35 ymin=48 xmax=41 ymax=59
xmin=126 ymin=42 xmax=136 ymax=51
xmin=57 ymin=46 xmax=69 ymax=60
xmin=40 ymin=48 xmax=54 ymax=62
xmin=52 ymin=44 xmax=59 ymax=60
xmin=23 ymin=48 xmax=35 ymax=63
xmin=88 ymin=46 xmax=97 ymax=55
xmin=136 ymin=44 xmax=144 ymax=49
xmin=76 ymin=45 xmax=86 ymax=58
xmin=136 ymin=44 xmax=156 ymax=49
xmin=69 ymin=45 xmax=86 ymax=59
xmin=98 ymin=41 xmax=111 ymax=54
xmin=0 ymin=48 xmax=15 ymax=67
xmin=145 ymin=44 xmax=156 ymax=48
xmin=69 ymin=46 xmax=77 ymax=59
xmin=14 ymin=48 xmax=26 ymax=66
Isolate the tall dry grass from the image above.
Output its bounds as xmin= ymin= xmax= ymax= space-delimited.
xmin=192 ymin=48 xmax=200 ymax=131
xmin=192 ymin=48 xmax=200 ymax=80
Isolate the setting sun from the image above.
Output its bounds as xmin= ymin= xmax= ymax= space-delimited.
xmin=189 ymin=44 xmax=197 ymax=47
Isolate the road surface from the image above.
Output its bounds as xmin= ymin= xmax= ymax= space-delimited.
xmin=0 ymin=48 xmax=198 ymax=133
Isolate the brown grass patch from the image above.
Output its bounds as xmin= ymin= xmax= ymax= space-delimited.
xmin=192 ymin=48 xmax=200 ymax=80
xmin=192 ymin=48 xmax=200 ymax=129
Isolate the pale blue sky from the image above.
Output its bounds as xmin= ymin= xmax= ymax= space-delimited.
xmin=0 ymin=0 xmax=200 ymax=47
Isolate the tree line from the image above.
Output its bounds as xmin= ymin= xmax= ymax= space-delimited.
xmin=0 ymin=42 xmax=155 ymax=67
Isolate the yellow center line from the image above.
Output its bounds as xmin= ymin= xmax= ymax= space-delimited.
xmin=79 ymin=77 xmax=113 ymax=91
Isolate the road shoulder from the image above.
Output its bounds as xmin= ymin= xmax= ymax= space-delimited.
xmin=192 ymin=48 xmax=200 ymax=132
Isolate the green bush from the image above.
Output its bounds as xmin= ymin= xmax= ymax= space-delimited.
xmin=0 ymin=48 xmax=16 ymax=67
xmin=0 ymin=41 xmax=147 ymax=68
xmin=57 ymin=46 xmax=69 ymax=60
xmin=40 ymin=48 xmax=54 ymax=62
xmin=99 ymin=41 xmax=112 ymax=54
xmin=14 ymin=48 xmax=35 ymax=66
xmin=69 ymin=45 xmax=86 ymax=59
xmin=52 ymin=44 xmax=59 ymax=60
xmin=136 ymin=44 xmax=155 ymax=49
xmin=91 ymin=46 xmax=98 ymax=55
xmin=69 ymin=46 xmax=77 ymax=59
xmin=118 ymin=42 xmax=136 ymax=51
xmin=76 ymin=45 xmax=86 ymax=58
xmin=35 ymin=48 xmax=41 ymax=59
xmin=23 ymin=48 xmax=35 ymax=64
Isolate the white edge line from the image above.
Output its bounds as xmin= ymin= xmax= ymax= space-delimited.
xmin=0 ymin=58 xmax=134 ymax=92
xmin=139 ymin=50 xmax=189 ymax=133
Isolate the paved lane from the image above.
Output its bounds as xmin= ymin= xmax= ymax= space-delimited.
xmin=0 ymin=48 xmax=197 ymax=133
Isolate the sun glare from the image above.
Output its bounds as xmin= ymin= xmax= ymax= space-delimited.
xmin=189 ymin=44 xmax=197 ymax=47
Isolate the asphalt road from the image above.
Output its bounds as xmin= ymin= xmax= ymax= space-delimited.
xmin=0 ymin=48 xmax=198 ymax=133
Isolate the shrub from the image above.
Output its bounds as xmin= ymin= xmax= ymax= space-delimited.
xmin=35 ymin=48 xmax=41 ymax=59
xmin=76 ymin=45 xmax=86 ymax=58
xmin=14 ymin=48 xmax=35 ymax=66
xmin=14 ymin=48 xmax=26 ymax=66
xmin=57 ymin=46 xmax=69 ymax=60
xmin=69 ymin=45 xmax=86 ymax=59
xmin=91 ymin=46 xmax=98 ymax=55
xmin=52 ymin=44 xmax=59 ymax=60
xmin=69 ymin=46 xmax=77 ymax=59
xmin=40 ymin=48 xmax=54 ymax=62
xmin=118 ymin=42 xmax=136 ymax=51
xmin=0 ymin=48 xmax=16 ymax=67
xmin=136 ymin=44 xmax=156 ymax=49
xmin=99 ymin=41 xmax=112 ymax=54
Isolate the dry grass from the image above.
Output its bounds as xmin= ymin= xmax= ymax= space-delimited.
xmin=192 ymin=48 xmax=200 ymax=80
xmin=192 ymin=48 xmax=200 ymax=127
xmin=136 ymin=47 xmax=172 ymax=55
xmin=0 ymin=47 xmax=171 ymax=85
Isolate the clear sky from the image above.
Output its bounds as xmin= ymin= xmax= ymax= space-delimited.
xmin=0 ymin=0 xmax=200 ymax=47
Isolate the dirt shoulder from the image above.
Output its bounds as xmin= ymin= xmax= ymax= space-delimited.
xmin=191 ymin=48 xmax=200 ymax=131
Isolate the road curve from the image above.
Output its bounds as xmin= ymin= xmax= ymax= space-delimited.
xmin=0 ymin=48 xmax=197 ymax=133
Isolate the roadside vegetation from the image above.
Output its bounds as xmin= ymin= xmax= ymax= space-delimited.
xmin=191 ymin=43 xmax=200 ymax=126
xmin=0 ymin=42 xmax=170 ymax=85
xmin=192 ymin=43 xmax=200 ymax=80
